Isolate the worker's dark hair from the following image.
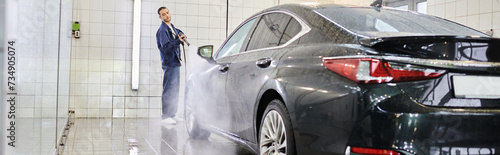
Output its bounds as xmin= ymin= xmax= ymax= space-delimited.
xmin=158 ymin=6 xmax=168 ymax=16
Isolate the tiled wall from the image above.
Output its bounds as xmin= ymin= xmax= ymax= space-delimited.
xmin=71 ymin=0 xmax=499 ymax=118
xmin=70 ymin=0 xmax=278 ymax=118
xmin=427 ymin=0 xmax=500 ymax=37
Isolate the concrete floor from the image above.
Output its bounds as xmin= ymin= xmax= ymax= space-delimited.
xmin=61 ymin=118 xmax=256 ymax=155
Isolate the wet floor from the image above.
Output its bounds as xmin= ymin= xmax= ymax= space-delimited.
xmin=62 ymin=118 xmax=256 ymax=155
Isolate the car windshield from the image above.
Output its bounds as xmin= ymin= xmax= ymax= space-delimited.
xmin=315 ymin=7 xmax=488 ymax=38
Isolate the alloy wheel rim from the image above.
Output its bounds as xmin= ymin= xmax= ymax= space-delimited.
xmin=260 ymin=110 xmax=287 ymax=155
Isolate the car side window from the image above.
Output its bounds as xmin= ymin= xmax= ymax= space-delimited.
xmin=279 ymin=18 xmax=301 ymax=45
xmin=215 ymin=18 xmax=257 ymax=59
xmin=246 ymin=13 xmax=291 ymax=51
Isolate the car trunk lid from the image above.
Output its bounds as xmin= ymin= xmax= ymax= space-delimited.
xmin=358 ymin=36 xmax=500 ymax=107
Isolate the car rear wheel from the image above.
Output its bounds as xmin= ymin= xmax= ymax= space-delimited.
xmin=184 ymin=85 xmax=210 ymax=140
xmin=259 ymin=99 xmax=296 ymax=155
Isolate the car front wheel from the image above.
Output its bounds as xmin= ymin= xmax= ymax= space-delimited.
xmin=259 ymin=99 xmax=296 ymax=155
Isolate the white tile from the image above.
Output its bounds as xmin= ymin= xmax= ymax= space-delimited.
xmin=89 ymin=10 xmax=103 ymax=23
xmin=138 ymin=85 xmax=150 ymax=96
xmin=455 ymin=16 xmax=468 ymax=26
xmin=42 ymin=70 xmax=58 ymax=83
xmin=479 ymin=13 xmax=492 ymax=31
xmin=89 ymin=0 xmax=103 ymax=10
xmin=89 ymin=36 xmax=103 ymax=49
xmin=78 ymin=10 xmax=90 ymax=23
xmin=42 ymin=83 xmax=58 ymax=96
xmin=42 ymin=96 xmax=57 ymax=108
xmin=113 ymin=61 xmax=126 ymax=73
xmin=125 ymin=60 xmax=133 ymax=72
xmin=456 ymin=0 xmax=468 ymax=17
xmin=125 ymin=109 xmax=137 ymax=117
xmin=115 ymin=11 xmax=131 ymax=24
xmin=137 ymin=97 xmax=149 ymax=108
xmin=100 ymin=108 xmax=112 ymax=117
xmin=445 ymin=2 xmax=456 ymax=18
xmin=199 ymin=5 xmax=210 ymax=16
xmin=19 ymin=108 xmax=34 ymax=117
xmin=493 ymin=12 xmax=500 ymax=29
xmin=494 ymin=0 xmax=500 ymax=12
xmin=175 ymin=3 xmax=187 ymax=15
xmin=88 ymin=84 xmax=101 ymax=96
xmin=137 ymin=109 xmax=149 ymax=117
xmin=42 ymin=108 xmax=56 ymax=117
xmin=102 ymin=23 xmax=116 ymax=36
xmin=113 ymin=109 xmax=125 ymax=118
xmin=74 ymin=83 xmax=89 ymax=96
xmin=75 ymin=47 xmax=89 ymax=59
xmin=493 ymin=28 xmax=500 ymax=37
xmin=150 ymin=84 xmax=163 ymax=96
xmin=141 ymin=1 xmax=152 ymax=14
xmin=77 ymin=0 xmax=90 ymax=10
xmin=114 ymin=37 xmax=129 ymax=49
xmin=149 ymin=108 xmax=161 ymax=117
xmin=113 ymin=84 xmax=125 ymax=96
xmin=75 ymin=71 xmax=89 ymax=84
xmin=467 ymin=14 xmax=480 ymax=30
xmin=198 ymin=27 xmax=210 ymax=39
xmin=149 ymin=97 xmax=161 ymax=109
xmin=101 ymin=84 xmax=113 ymax=96
xmin=102 ymin=0 xmax=116 ymax=11
xmin=101 ymin=60 xmax=114 ymax=72
xmin=102 ymin=11 xmax=116 ymax=24
xmin=100 ymin=97 xmax=112 ymax=109
xmin=114 ymin=24 xmax=128 ymax=37
xmin=141 ymin=25 xmax=151 ymax=38
xmin=140 ymin=73 xmax=150 ymax=85
xmin=89 ymin=23 xmax=102 ymax=35
xmin=101 ymin=47 xmax=115 ymax=59
xmin=19 ymin=96 xmax=35 ymax=108
xmin=88 ymin=60 xmax=102 ymax=72
xmin=100 ymin=72 xmax=114 ymax=84
xmin=140 ymin=48 xmax=152 ymax=61
xmin=468 ymin=0 xmax=480 ymax=15
xmin=116 ymin=0 xmax=132 ymax=12
xmin=435 ymin=3 xmax=446 ymax=18
xmin=113 ymin=97 xmax=125 ymax=109
xmin=479 ymin=0 xmax=493 ymax=14
xmin=87 ymin=109 xmax=100 ymax=118
xmin=74 ymin=96 xmax=89 ymax=109
xmin=125 ymin=85 xmax=137 ymax=96
xmin=242 ymin=8 xmax=254 ymax=19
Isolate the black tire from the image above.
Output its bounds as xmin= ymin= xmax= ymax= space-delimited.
xmin=259 ymin=99 xmax=296 ymax=155
xmin=184 ymin=84 xmax=210 ymax=140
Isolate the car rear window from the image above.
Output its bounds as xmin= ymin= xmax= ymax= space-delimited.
xmin=315 ymin=7 xmax=488 ymax=38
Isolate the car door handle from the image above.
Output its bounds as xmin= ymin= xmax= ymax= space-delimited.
xmin=256 ymin=57 xmax=272 ymax=68
xmin=219 ymin=64 xmax=229 ymax=72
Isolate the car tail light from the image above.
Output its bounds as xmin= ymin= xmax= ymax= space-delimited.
xmin=322 ymin=58 xmax=445 ymax=83
xmin=350 ymin=147 xmax=400 ymax=155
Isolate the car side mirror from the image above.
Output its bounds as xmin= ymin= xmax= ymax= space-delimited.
xmin=198 ymin=45 xmax=215 ymax=63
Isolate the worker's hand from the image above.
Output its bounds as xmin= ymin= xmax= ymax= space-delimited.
xmin=178 ymin=34 xmax=185 ymax=42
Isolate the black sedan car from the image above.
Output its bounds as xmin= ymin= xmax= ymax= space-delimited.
xmin=184 ymin=3 xmax=500 ymax=155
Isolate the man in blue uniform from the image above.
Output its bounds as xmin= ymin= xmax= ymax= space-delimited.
xmin=156 ymin=6 xmax=185 ymax=124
